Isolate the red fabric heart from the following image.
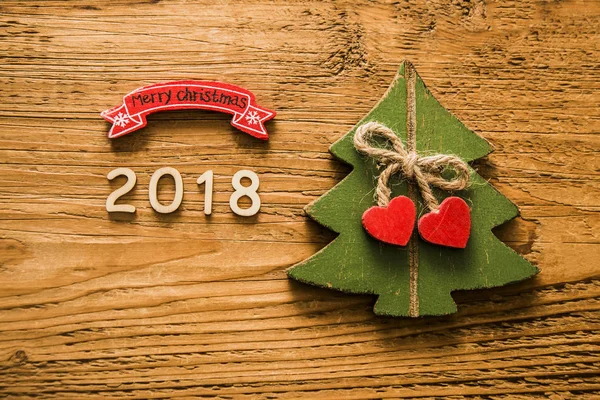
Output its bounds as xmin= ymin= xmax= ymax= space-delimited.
xmin=418 ymin=196 xmax=471 ymax=248
xmin=362 ymin=196 xmax=416 ymax=246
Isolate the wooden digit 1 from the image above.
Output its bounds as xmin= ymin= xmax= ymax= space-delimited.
xmin=229 ymin=170 xmax=260 ymax=217
xmin=106 ymin=168 xmax=137 ymax=213
xmin=197 ymin=170 xmax=214 ymax=216
xmin=149 ymin=167 xmax=184 ymax=214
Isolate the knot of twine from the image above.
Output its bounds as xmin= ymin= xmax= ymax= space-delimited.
xmin=354 ymin=121 xmax=471 ymax=211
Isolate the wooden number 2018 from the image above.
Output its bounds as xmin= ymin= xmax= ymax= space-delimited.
xmin=106 ymin=168 xmax=260 ymax=217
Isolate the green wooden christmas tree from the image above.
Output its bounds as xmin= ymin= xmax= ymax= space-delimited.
xmin=288 ymin=61 xmax=538 ymax=317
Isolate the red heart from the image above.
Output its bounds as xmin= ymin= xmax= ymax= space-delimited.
xmin=418 ymin=196 xmax=471 ymax=248
xmin=362 ymin=196 xmax=416 ymax=246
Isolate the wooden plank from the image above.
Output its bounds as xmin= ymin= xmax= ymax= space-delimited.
xmin=1 ymin=0 xmax=599 ymax=397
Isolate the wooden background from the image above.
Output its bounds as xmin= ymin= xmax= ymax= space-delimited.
xmin=1 ymin=0 xmax=599 ymax=398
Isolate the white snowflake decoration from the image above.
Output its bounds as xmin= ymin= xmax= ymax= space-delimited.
xmin=245 ymin=111 xmax=260 ymax=125
xmin=114 ymin=112 xmax=129 ymax=128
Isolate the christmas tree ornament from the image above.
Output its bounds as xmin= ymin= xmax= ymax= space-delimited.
xmin=101 ymin=81 xmax=275 ymax=140
xmin=288 ymin=61 xmax=538 ymax=317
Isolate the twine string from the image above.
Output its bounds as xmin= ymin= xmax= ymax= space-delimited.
xmin=353 ymin=121 xmax=470 ymax=211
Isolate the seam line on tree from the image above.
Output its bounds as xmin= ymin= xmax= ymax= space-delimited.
xmin=406 ymin=61 xmax=420 ymax=318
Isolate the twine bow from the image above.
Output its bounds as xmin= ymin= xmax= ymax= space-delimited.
xmin=354 ymin=121 xmax=471 ymax=211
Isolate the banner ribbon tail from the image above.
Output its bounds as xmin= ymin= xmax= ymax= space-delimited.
xmin=101 ymin=104 xmax=145 ymax=139
xmin=231 ymin=104 xmax=276 ymax=140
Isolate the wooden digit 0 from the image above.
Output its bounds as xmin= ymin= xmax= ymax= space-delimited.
xmin=149 ymin=167 xmax=184 ymax=214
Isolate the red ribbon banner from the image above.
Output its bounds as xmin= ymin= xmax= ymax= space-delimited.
xmin=101 ymin=81 xmax=275 ymax=140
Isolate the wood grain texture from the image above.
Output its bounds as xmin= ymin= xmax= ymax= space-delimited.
xmin=0 ymin=0 xmax=598 ymax=398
